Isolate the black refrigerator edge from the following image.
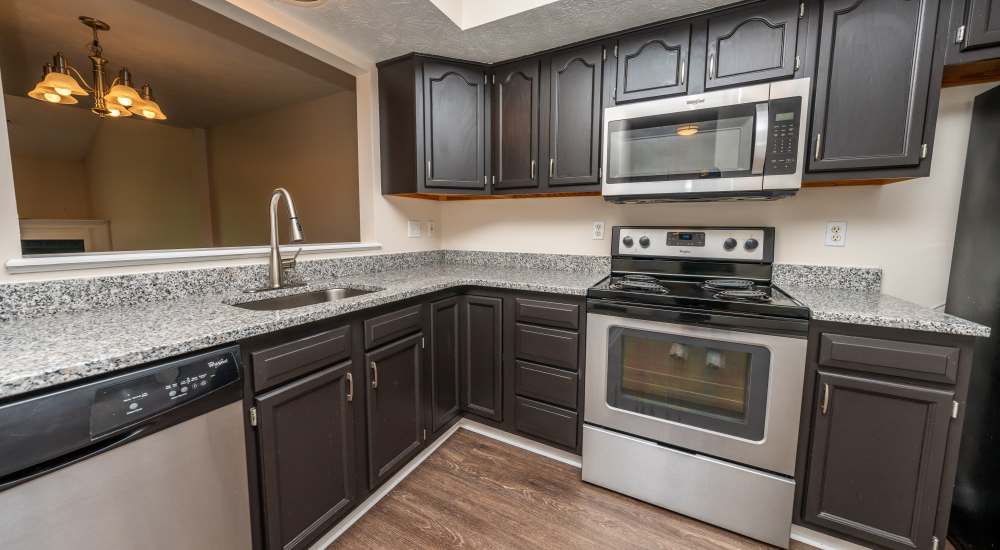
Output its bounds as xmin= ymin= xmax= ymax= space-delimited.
xmin=946 ymin=83 xmax=1000 ymax=549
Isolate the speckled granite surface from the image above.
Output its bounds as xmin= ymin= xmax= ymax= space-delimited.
xmin=786 ymin=286 xmax=990 ymax=337
xmin=773 ymin=264 xmax=882 ymax=291
xmin=0 ymin=262 xmax=608 ymax=400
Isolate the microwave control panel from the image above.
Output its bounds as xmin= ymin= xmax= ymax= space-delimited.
xmin=764 ymin=96 xmax=802 ymax=175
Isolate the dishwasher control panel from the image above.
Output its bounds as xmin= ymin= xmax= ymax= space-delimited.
xmin=90 ymin=348 xmax=240 ymax=437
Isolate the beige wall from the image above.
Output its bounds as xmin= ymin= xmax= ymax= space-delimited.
xmin=10 ymin=155 xmax=91 ymax=219
xmin=440 ymin=84 xmax=999 ymax=308
xmin=85 ymin=119 xmax=214 ymax=251
xmin=207 ymin=91 xmax=360 ymax=246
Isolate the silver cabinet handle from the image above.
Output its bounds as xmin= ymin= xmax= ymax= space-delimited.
xmin=821 ymin=383 xmax=830 ymax=415
xmin=371 ymin=362 xmax=379 ymax=389
xmin=426 ymin=160 xmax=431 ymax=179
xmin=530 ymin=159 xmax=536 ymax=180
xmin=814 ymin=133 xmax=823 ymax=161
xmin=549 ymin=158 xmax=555 ymax=178
xmin=680 ymin=60 xmax=686 ymax=86
xmin=708 ymin=53 xmax=715 ymax=79
xmin=346 ymin=372 xmax=354 ymax=402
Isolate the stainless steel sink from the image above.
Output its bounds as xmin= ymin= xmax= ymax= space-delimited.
xmin=233 ymin=288 xmax=375 ymax=311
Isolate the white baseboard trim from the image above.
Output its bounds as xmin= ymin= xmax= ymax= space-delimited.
xmin=790 ymin=525 xmax=872 ymax=550
xmin=307 ymin=419 xmax=582 ymax=549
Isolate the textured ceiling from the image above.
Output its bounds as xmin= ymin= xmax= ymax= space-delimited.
xmin=267 ymin=0 xmax=738 ymax=64
xmin=0 ymin=0 xmax=354 ymax=128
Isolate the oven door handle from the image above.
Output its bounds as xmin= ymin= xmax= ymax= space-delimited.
xmin=752 ymin=102 xmax=769 ymax=175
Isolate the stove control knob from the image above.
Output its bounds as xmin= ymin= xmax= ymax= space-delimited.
xmin=622 ymin=236 xmax=634 ymax=247
xmin=744 ymin=238 xmax=760 ymax=251
xmin=638 ymin=236 xmax=651 ymax=248
xmin=723 ymin=238 xmax=738 ymax=251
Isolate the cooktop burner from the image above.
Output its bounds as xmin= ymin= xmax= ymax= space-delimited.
xmin=702 ymin=278 xmax=756 ymax=291
xmin=609 ymin=274 xmax=669 ymax=294
xmin=714 ymin=289 xmax=772 ymax=302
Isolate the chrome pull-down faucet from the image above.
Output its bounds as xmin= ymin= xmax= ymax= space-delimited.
xmin=265 ymin=187 xmax=304 ymax=290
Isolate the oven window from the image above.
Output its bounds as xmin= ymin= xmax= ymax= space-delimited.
xmin=607 ymin=103 xmax=759 ymax=183
xmin=606 ymin=327 xmax=770 ymax=441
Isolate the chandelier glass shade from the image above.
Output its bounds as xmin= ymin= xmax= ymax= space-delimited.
xmin=27 ymin=16 xmax=167 ymax=121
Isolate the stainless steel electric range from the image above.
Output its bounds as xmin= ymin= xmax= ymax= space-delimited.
xmin=582 ymin=226 xmax=809 ymax=548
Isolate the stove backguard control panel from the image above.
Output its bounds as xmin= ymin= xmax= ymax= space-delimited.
xmin=89 ymin=348 xmax=240 ymax=437
xmin=613 ymin=227 xmax=773 ymax=262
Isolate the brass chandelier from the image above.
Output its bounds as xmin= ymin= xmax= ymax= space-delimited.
xmin=27 ymin=16 xmax=167 ymax=121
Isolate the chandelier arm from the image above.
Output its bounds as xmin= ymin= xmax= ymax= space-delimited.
xmin=65 ymin=65 xmax=95 ymax=93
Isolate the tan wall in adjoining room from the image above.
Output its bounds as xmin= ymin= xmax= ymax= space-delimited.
xmin=85 ymin=119 xmax=214 ymax=251
xmin=10 ymin=155 xmax=92 ymax=219
xmin=207 ymin=90 xmax=361 ymax=247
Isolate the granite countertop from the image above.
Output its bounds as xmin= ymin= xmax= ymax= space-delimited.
xmin=0 ymin=263 xmax=607 ymax=401
xmin=785 ymin=286 xmax=991 ymax=338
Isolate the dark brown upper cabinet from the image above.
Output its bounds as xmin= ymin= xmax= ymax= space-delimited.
xmin=429 ymin=298 xmax=461 ymax=432
xmin=802 ymin=371 xmax=954 ymax=550
xmin=460 ymin=295 xmax=503 ymax=421
xmin=377 ymin=55 xmax=490 ymax=196
xmin=809 ymin=0 xmax=939 ymax=172
xmin=255 ymin=361 xmax=357 ymax=550
xmin=364 ymin=332 xmax=424 ymax=490
xmin=541 ymin=43 xmax=605 ymax=189
xmin=614 ymin=23 xmax=692 ymax=102
xmin=945 ymin=0 xmax=1000 ymax=65
xmin=704 ymin=0 xmax=801 ymax=90
xmin=423 ymin=62 xmax=489 ymax=190
xmin=492 ymin=59 xmax=541 ymax=191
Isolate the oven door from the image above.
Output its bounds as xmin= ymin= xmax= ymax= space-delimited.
xmin=602 ymin=84 xmax=770 ymax=200
xmin=585 ymin=312 xmax=807 ymax=476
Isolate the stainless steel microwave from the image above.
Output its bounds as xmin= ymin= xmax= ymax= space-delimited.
xmin=601 ymin=78 xmax=810 ymax=203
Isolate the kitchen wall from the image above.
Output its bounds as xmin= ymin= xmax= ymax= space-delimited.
xmin=441 ymin=84 xmax=999 ymax=307
xmin=207 ymin=91 xmax=361 ymax=246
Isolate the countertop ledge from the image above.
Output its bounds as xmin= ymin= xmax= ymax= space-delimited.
xmin=785 ymin=286 xmax=991 ymax=338
xmin=0 ymin=263 xmax=606 ymax=401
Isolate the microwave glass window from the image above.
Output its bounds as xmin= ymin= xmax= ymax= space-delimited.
xmin=606 ymin=102 xmax=760 ymax=183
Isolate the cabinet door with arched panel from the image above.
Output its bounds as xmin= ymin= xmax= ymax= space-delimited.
xmin=422 ymin=62 xmax=488 ymax=190
xmin=542 ymin=43 xmax=604 ymax=189
xmin=615 ymin=23 xmax=692 ymax=103
xmin=493 ymin=59 xmax=541 ymax=191
xmin=704 ymin=0 xmax=801 ymax=90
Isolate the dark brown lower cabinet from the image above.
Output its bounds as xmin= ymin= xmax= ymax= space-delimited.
xmin=461 ymin=295 xmax=504 ymax=421
xmin=429 ymin=298 xmax=461 ymax=431
xmin=365 ymin=332 xmax=424 ymax=489
xmin=802 ymin=371 xmax=954 ymax=550
xmin=255 ymin=361 xmax=357 ymax=550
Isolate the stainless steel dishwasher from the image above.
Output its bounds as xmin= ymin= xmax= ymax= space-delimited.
xmin=0 ymin=346 xmax=252 ymax=550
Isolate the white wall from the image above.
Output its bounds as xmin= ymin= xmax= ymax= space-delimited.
xmin=441 ymin=84 xmax=998 ymax=307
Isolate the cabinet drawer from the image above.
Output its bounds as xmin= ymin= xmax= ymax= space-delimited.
xmin=252 ymin=325 xmax=352 ymax=392
xmin=515 ymin=323 xmax=579 ymax=371
xmin=515 ymin=361 xmax=578 ymax=409
xmin=515 ymin=397 xmax=578 ymax=449
xmin=515 ymin=298 xmax=579 ymax=330
xmin=819 ymin=333 xmax=959 ymax=384
xmin=364 ymin=305 xmax=423 ymax=349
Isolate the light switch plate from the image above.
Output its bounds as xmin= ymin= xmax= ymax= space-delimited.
xmin=825 ymin=221 xmax=847 ymax=247
xmin=592 ymin=221 xmax=606 ymax=240
xmin=407 ymin=221 xmax=422 ymax=238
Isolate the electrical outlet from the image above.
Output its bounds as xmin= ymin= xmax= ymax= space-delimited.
xmin=825 ymin=221 xmax=847 ymax=247
xmin=407 ymin=221 xmax=422 ymax=238
xmin=592 ymin=221 xmax=606 ymax=240
xmin=425 ymin=221 xmax=436 ymax=236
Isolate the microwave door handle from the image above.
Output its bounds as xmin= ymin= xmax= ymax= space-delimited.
xmin=752 ymin=102 xmax=769 ymax=176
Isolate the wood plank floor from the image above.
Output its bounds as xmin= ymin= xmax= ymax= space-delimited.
xmin=331 ymin=429 xmax=818 ymax=550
